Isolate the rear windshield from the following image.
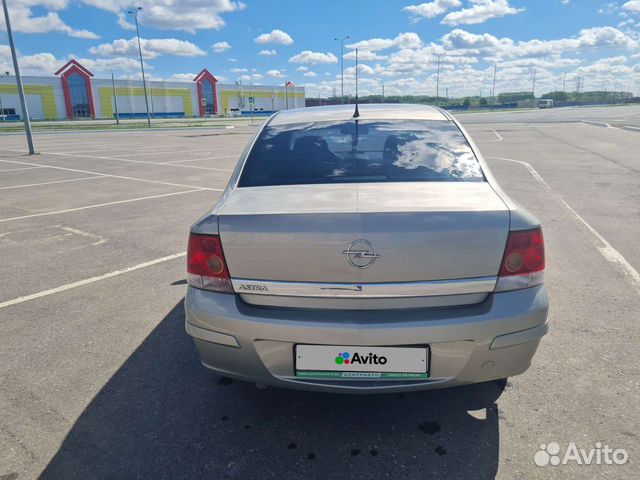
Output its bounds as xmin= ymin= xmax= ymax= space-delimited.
xmin=238 ymin=119 xmax=484 ymax=187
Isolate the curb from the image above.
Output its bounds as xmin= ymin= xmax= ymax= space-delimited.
xmin=580 ymin=120 xmax=612 ymax=128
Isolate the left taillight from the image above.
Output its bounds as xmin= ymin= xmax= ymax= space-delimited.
xmin=187 ymin=233 xmax=233 ymax=293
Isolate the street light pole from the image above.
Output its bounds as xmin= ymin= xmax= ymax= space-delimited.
xmin=491 ymin=63 xmax=497 ymax=104
xmin=111 ymin=69 xmax=120 ymax=125
xmin=435 ymin=54 xmax=441 ymax=106
xmin=334 ymin=35 xmax=350 ymax=103
xmin=129 ymin=7 xmax=151 ymax=127
xmin=284 ymin=81 xmax=288 ymax=110
xmin=531 ymin=68 xmax=537 ymax=108
xmin=2 ymin=0 xmax=35 ymax=153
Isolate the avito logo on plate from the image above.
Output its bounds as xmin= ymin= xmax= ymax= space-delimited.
xmin=334 ymin=351 xmax=388 ymax=366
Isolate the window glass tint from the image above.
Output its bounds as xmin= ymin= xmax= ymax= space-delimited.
xmin=238 ymin=120 xmax=483 ymax=187
xmin=68 ymin=72 xmax=90 ymax=118
xmin=202 ymin=80 xmax=215 ymax=114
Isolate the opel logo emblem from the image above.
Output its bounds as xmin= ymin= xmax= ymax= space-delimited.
xmin=343 ymin=239 xmax=380 ymax=269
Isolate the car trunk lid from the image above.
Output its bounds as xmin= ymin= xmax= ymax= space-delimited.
xmin=218 ymin=182 xmax=509 ymax=308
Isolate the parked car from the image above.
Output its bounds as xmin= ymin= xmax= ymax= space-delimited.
xmin=185 ymin=104 xmax=548 ymax=393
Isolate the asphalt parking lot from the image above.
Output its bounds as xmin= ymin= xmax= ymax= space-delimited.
xmin=1 ymin=105 xmax=639 ymax=479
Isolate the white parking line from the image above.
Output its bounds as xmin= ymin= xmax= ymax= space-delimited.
xmin=0 ymin=166 xmax=47 ymax=173
xmin=580 ymin=120 xmax=619 ymax=129
xmin=163 ymin=156 xmax=236 ymax=167
xmin=470 ymin=129 xmax=503 ymax=143
xmin=60 ymin=226 xmax=108 ymax=245
xmin=45 ymin=143 xmax=241 ymax=155
xmin=488 ymin=155 xmax=640 ymax=295
xmin=0 ymin=158 xmax=223 ymax=192
xmin=44 ymin=151 xmax=234 ymax=172
xmin=0 ymin=252 xmax=186 ymax=310
xmin=107 ymin=146 xmax=241 ymax=157
xmin=0 ymin=189 xmax=206 ymax=224
xmin=0 ymin=175 xmax=108 ymax=190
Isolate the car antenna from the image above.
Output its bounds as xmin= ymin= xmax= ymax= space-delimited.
xmin=353 ymin=48 xmax=360 ymax=118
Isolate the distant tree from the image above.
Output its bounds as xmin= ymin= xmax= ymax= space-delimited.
xmin=462 ymin=98 xmax=471 ymax=107
xmin=479 ymin=97 xmax=488 ymax=105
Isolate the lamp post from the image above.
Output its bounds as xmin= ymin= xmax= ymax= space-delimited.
xmin=531 ymin=67 xmax=537 ymax=109
xmin=491 ymin=63 xmax=497 ymax=105
xmin=128 ymin=7 xmax=151 ymax=127
xmin=1 ymin=0 xmax=35 ymax=153
xmin=111 ymin=68 xmax=120 ymax=125
xmin=435 ymin=54 xmax=441 ymax=106
xmin=249 ymin=80 xmax=254 ymax=125
xmin=284 ymin=81 xmax=288 ymax=110
xmin=334 ymin=35 xmax=350 ymax=103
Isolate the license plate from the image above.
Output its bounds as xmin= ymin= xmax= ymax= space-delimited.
xmin=295 ymin=345 xmax=429 ymax=379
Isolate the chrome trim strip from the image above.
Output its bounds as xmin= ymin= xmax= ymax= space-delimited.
xmin=231 ymin=276 xmax=497 ymax=298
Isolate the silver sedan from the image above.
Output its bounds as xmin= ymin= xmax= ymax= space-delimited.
xmin=185 ymin=104 xmax=548 ymax=393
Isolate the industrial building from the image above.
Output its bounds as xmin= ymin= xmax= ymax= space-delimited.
xmin=0 ymin=59 xmax=305 ymax=121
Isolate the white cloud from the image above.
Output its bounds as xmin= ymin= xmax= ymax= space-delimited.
xmin=442 ymin=0 xmax=525 ymax=25
xmin=289 ymin=51 xmax=338 ymax=64
xmin=343 ymin=64 xmax=376 ymax=77
xmin=252 ymin=73 xmax=263 ymax=80
xmin=78 ymin=0 xmax=246 ymax=34
xmin=303 ymin=71 xmax=317 ymax=77
xmin=440 ymin=26 xmax=638 ymax=59
xmin=89 ymin=37 xmax=206 ymax=59
xmin=623 ymin=1 xmax=640 ymax=12
xmin=576 ymin=26 xmax=636 ymax=48
xmin=258 ymin=49 xmax=277 ymax=56
xmin=403 ymin=0 xmax=462 ymax=19
xmin=296 ymin=66 xmax=308 ymax=72
xmin=266 ymin=69 xmax=282 ymax=77
xmin=336 ymin=24 xmax=640 ymax=96
xmin=577 ymin=56 xmax=633 ymax=74
xmin=343 ymin=50 xmax=388 ymax=61
xmin=0 ymin=51 xmax=59 ymax=75
xmin=171 ymin=73 xmax=196 ymax=81
xmin=254 ymin=29 xmax=294 ymax=45
xmin=347 ymin=33 xmax=423 ymax=52
xmin=498 ymin=57 xmax=581 ymax=69
xmin=169 ymin=72 xmax=229 ymax=83
xmin=212 ymin=41 xmax=231 ymax=53
xmin=229 ymin=67 xmax=248 ymax=73
xmin=0 ymin=3 xmax=99 ymax=39
xmin=0 ymin=49 xmax=149 ymax=76
xmin=75 ymin=56 xmax=152 ymax=73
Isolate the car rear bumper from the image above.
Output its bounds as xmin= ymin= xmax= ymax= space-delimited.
xmin=185 ymin=285 xmax=549 ymax=393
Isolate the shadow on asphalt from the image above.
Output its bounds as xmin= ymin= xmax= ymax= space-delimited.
xmin=40 ymin=301 xmax=504 ymax=479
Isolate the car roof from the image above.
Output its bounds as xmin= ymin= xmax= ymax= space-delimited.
xmin=268 ymin=103 xmax=450 ymax=126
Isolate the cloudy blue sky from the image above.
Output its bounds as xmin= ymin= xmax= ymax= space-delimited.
xmin=1 ymin=0 xmax=640 ymax=97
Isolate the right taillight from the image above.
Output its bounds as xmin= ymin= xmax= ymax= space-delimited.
xmin=495 ymin=227 xmax=545 ymax=292
xmin=187 ymin=233 xmax=234 ymax=293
